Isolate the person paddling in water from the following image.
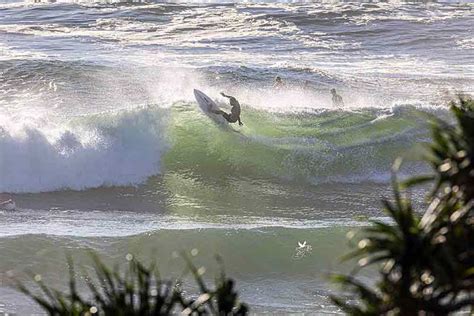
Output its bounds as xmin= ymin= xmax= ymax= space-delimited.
xmin=331 ymin=88 xmax=344 ymax=107
xmin=213 ymin=92 xmax=243 ymax=126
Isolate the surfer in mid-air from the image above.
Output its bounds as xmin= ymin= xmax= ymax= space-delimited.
xmin=212 ymin=92 xmax=243 ymax=126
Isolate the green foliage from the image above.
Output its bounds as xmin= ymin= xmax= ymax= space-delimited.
xmin=18 ymin=253 xmax=248 ymax=316
xmin=427 ymin=97 xmax=474 ymax=202
xmin=331 ymin=97 xmax=474 ymax=315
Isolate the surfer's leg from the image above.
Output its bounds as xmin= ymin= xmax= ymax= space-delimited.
xmin=213 ymin=111 xmax=236 ymax=123
xmin=223 ymin=113 xmax=238 ymax=123
xmin=221 ymin=112 xmax=233 ymax=122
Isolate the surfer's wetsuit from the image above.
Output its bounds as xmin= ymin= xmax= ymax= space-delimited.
xmin=331 ymin=89 xmax=344 ymax=107
xmin=215 ymin=93 xmax=243 ymax=125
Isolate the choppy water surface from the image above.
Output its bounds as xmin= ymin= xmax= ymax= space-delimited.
xmin=0 ymin=0 xmax=473 ymax=313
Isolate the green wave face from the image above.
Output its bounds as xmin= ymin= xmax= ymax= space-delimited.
xmin=163 ymin=102 xmax=430 ymax=183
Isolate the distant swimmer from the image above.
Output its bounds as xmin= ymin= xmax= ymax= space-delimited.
xmin=213 ymin=92 xmax=243 ymax=126
xmin=331 ymin=88 xmax=344 ymax=107
xmin=303 ymin=80 xmax=311 ymax=90
xmin=273 ymin=76 xmax=286 ymax=89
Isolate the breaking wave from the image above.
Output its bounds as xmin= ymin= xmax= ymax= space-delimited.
xmin=0 ymin=97 xmax=435 ymax=193
xmin=0 ymin=106 xmax=168 ymax=192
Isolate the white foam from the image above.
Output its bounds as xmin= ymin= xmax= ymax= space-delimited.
xmin=0 ymin=208 xmax=391 ymax=237
xmin=0 ymin=43 xmax=49 ymax=61
xmin=0 ymin=106 xmax=168 ymax=193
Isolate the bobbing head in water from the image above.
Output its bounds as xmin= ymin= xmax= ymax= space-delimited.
xmin=273 ymin=76 xmax=285 ymax=89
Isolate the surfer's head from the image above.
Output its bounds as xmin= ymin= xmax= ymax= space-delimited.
xmin=331 ymin=88 xmax=336 ymax=95
xmin=275 ymin=76 xmax=282 ymax=83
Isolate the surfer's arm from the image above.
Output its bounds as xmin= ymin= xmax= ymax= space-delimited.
xmin=238 ymin=116 xmax=243 ymax=126
xmin=220 ymin=92 xmax=233 ymax=99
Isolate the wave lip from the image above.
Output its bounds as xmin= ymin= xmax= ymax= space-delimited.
xmin=0 ymin=106 xmax=168 ymax=193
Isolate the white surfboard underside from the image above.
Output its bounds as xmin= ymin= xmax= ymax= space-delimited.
xmin=193 ymin=89 xmax=220 ymax=113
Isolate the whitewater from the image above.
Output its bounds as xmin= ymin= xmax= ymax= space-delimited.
xmin=0 ymin=0 xmax=473 ymax=314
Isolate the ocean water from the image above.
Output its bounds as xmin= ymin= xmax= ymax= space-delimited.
xmin=0 ymin=0 xmax=473 ymax=314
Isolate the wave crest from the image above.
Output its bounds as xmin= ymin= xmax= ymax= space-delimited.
xmin=0 ymin=106 xmax=168 ymax=193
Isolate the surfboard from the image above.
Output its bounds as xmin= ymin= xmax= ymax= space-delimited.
xmin=193 ymin=89 xmax=243 ymax=134
xmin=194 ymin=89 xmax=220 ymax=113
xmin=0 ymin=199 xmax=16 ymax=211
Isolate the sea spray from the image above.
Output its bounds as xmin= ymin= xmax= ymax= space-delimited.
xmin=0 ymin=106 xmax=169 ymax=192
